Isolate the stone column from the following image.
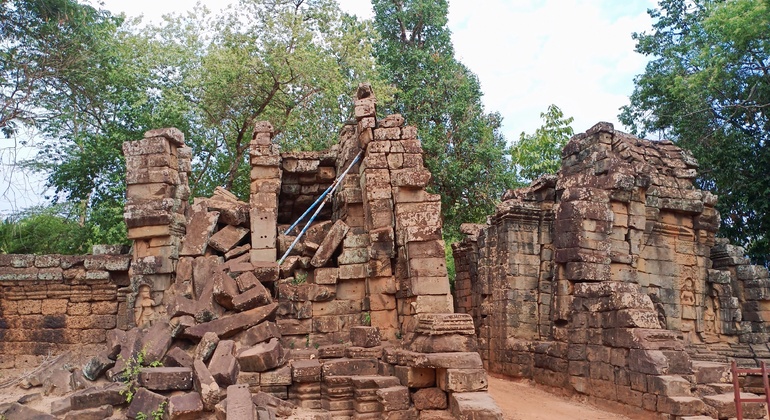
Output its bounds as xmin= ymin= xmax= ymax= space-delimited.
xmin=123 ymin=127 xmax=191 ymax=328
xmin=249 ymin=121 xmax=281 ymax=272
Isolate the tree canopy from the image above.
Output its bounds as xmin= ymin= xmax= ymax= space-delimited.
xmin=620 ymin=0 xmax=770 ymax=264
xmin=511 ymin=104 xmax=574 ymax=185
xmin=371 ymin=0 xmax=516 ymax=239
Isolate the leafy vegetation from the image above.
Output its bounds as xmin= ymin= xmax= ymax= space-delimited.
xmin=511 ymin=105 xmax=574 ymax=185
xmin=118 ymin=348 xmax=162 ymax=404
xmin=372 ymin=0 xmax=516 ymax=239
xmin=620 ymin=0 xmax=770 ymax=264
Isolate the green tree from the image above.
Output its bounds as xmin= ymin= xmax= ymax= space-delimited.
xmin=372 ymin=0 xmax=515 ymax=239
xmin=159 ymin=0 xmax=391 ymax=199
xmin=620 ymin=0 xmax=770 ymax=264
xmin=0 ymin=205 xmax=92 ymax=254
xmin=511 ymin=104 xmax=574 ymax=184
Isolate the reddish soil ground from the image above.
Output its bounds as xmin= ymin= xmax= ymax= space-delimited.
xmin=487 ymin=374 xmax=632 ymax=420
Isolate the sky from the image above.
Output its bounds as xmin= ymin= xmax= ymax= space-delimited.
xmin=98 ymin=0 xmax=658 ymax=138
xmin=0 ymin=0 xmax=658 ymax=214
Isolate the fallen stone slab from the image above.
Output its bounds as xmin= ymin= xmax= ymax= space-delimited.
xmin=209 ymin=340 xmax=239 ymax=387
xmin=164 ymin=346 xmax=194 ymax=368
xmin=183 ymin=302 xmax=279 ymax=340
xmin=70 ymin=383 xmax=125 ymax=411
xmin=0 ymin=402 xmax=55 ymax=419
xmin=239 ymin=321 xmax=281 ymax=347
xmin=127 ymin=388 xmax=167 ymax=419
xmin=209 ymin=225 xmax=249 ymax=253
xmin=227 ymin=384 xmax=257 ymax=419
xmin=252 ymin=391 xmax=296 ymax=417
xmin=193 ymin=331 xmax=220 ymax=362
xmin=311 ymin=220 xmax=349 ymax=267
xmin=238 ymin=337 xmax=284 ymax=372
xmin=193 ymin=358 xmax=221 ymax=411
xmin=62 ymin=404 xmax=113 ymax=420
xmin=449 ymin=392 xmax=503 ymax=420
xmin=213 ymin=269 xmax=239 ymax=310
xmin=232 ymin=279 xmax=273 ymax=311
xmin=180 ymin=208 xmax=219 ymax=256
xmin=138 ymin=367 xmax=194 ymax=391
xmin=168 ymin=392 xmax=203 ymax=420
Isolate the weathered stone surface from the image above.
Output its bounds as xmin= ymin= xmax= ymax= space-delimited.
xmin=322 ymin=358 xmax=378 ymax=376
xmin=180 ymin=209 xmax=219 ymax=256
xmin=82 ymin=353 xmax=115 ymax=381
xmin=194 ymin=331 xmax=220 ymax=362
xmin=395 ymin=366 xmax=436 ymax=388
xmin=0 ymin=403 xmax=56 ymax=420
xmin=436 ymin=369 xmax=487 ymax=392
xmin=168 ymin=392 xmax=203 ymax=420
xmin=703 ymin=392 xmax=766 ymax=419
xmin=70 ymin=383 xmax=124 ymax=410
xmin=449 ymin=392 xmax=503 ymax=420
xmin=193 ymin=358 xmax=221 ymax=412
xmin=238 ymin=338 xmax=284 ymax=372
xmin=412 ymin=388 xmax=448 ymax=410
xmin=377 ymin=386 xmax=411 ymax=411
xmin=209 ymin=225 xmax=249 ymax=253
xmin=252 ymin=391 xmax=296 ymax=417
xmin=208 ymin=340 xmax=239 ymax=387
xmin=164 ymin=346 xmax=194 ymax=368
xmin=350 ymin=326 xmax=381 ymax=348
xmin=292 ymin=359 xmax=322 ymax=383
xmin=311 ymin=220 xmax=350 ymax=267
xmin=239 ymin=321 xmax=281 ymax=347
xmin=183 ymin=302 xmax=278 ymax=339
xmin=138 ymin=367 xmax=194 ymax=391
xmin=227 ymin=384 xmax=257 ymax=420
xmin=62 ymin=405 xmax=113 ymax=420
xmin=127 ymin=388 xmax=167 ymax=419
xmin=213 ymin=270 xmax=239 ymax=310
xmin=232 ymin=279 xmax=272 ymax=311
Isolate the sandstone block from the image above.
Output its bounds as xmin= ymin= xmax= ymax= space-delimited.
xmin=350 ymin=326 xmax=381 ymax=348
xmin=377 ymin=386 xmax=411 ymax=411
xmin=208 ymin=340 xmax=239 ymax=387
xmin=395 ymin=366 xmax=435 ymax=388
xmin=70 ymin=383 xmax=124 ymax=410
xmin=412 ymin=388 xmax=448 ymax=410
xmin=209 ymin=225 xmax=249 ymax=253
xmin=168 ymin=392 xmax=203 ymax=419
xmin=311 ymin=220 xmax=350 ymax=267
xmin=436 ymin=369 xmax=487 ymax=392
xmin=227 ymin=384 xmax=257 ymax=420
xmin=183 ymin=302 xmax=278 ymax=340
xmin=232 ymin=280 xmax=273 ymax=312
xmin=238 ymin=338 xmax=284 ymax=372
xmin=193 ymin=358 xmax=220 ymax=412
xmin=138 ymin=367 xmax=193 ymax=391
xmin=292 ymin=359 xmax=322 ymax=383
xmin=322 ymin=358 xmax=378 ymax=376
xmin=449 ymin=392 xmax=503 ymax=420
xmin=126 ymin=388 xmax=167 ymax=419
xmin=180 ymin=209 xmax=219 ymax=256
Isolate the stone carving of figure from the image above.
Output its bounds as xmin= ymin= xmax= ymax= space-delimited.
xmin=681 ymin=278 xmax=695 ymax=306
xmin=134 ymin=284 xmax=155 ymax=327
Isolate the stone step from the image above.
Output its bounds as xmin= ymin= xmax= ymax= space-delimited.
xmin=691 ymin=361 xmax=731 ymax=385
xmin=703 ymin=392 xmax=767 ymax=419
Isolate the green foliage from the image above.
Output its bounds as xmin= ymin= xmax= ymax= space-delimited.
xmin=511 ymin=105 xmax=574 ymax=184
xmin=292 ymin=272 xmax=308 ymax=286
xmin=363 ymin=311 xmax=371 ymax=326
xmin=620 ymin=0 xmax=770 ymax=264
xmin=372 ymin=0 xmax=516 ymax=239
xmin=118 ymin=348 xmax=162 ymax=404
xmin=0 ymin=205 xmax=93 ymax=254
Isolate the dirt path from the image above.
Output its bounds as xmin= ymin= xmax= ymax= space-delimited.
xmin=487 ymin=375 xmax=632 ymax=420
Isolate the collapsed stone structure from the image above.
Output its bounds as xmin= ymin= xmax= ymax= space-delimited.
xmin=0 ymin=85 xmax=501 ymax=419
xmin=453 ymin=122 xmax=770 ymax=418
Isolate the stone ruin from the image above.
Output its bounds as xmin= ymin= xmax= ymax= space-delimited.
xmin=453 ymin=122 xmax=770 ymax=418
xmin=0 ymin=85 xmax=502 ymax=419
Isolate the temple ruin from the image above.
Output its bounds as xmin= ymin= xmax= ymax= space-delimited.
xmin=453 ymin=122 xmax=770 ymax=418
xmin=1 ymin=87 xmax=769 ymax=419
xmin=0 ymin=86 xmax=501 ymax=419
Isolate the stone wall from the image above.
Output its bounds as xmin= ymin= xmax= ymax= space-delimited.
xmin=0 ymin=248 xmax=130 ymax=369
xmin=453 ymin=122 xmax=770 ymax=418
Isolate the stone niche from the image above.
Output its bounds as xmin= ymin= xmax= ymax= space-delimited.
xmin=453 ymin=122 xmax=770 ymax=418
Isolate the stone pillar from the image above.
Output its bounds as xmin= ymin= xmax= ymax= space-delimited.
xmin=249 ymin=121 xmax=281 ymax=266
xmin=123 ymin=127 xmax=191 ymax=328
